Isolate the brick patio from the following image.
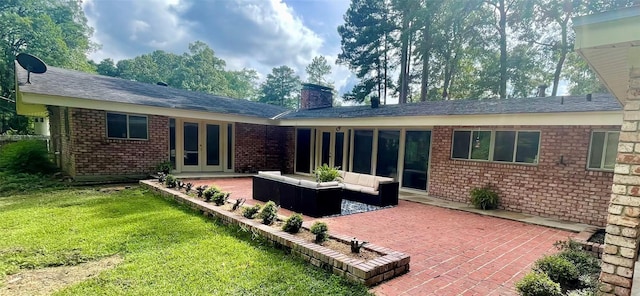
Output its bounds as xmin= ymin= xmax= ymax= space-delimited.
xmin=187 ymin=177 xmax=575 ymax=295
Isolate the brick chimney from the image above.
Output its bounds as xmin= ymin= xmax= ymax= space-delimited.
xmin=300 ymin=83 xmax=333 ymax=110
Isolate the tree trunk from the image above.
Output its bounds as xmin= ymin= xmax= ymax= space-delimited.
xmin=498 ymin=0 xmax=507 ymax=99
xmin=399 ymin=12 xmax=409 ymax=104
xmin=552 ymin=18 xmax=569 ymax=97
xmin=420 ymin=18 xmax=430 ymax=102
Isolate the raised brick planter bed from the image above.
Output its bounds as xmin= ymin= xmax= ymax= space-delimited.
xmin=141 ymin=180 xmax=410 ymax=286
xmin=573 ymin=228 xmax=604 ymax=258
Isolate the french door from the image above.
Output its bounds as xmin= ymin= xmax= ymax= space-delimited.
xmin=182 ymin=121 xmax=222 ymax=172
xmin=316 ymin=129 xmax=346 ymax=169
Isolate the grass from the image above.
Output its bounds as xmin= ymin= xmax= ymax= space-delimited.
xmin=0 ymin=185 xmax=371 ymax=295
xmin=0 ymin=171 xmax=67 ymax=197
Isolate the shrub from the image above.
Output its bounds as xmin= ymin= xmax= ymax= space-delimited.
xmin=313 ymin=164 xmax=341 ymax=182
xmin=516 ymin=272 xmax=562 ymax=296
xmin=164 ymin=175 xmax=177 ymax=188
xmin=243 ymin=204 xmax=261 ymax=219
xmin=469 ymin=185 xmax=499 ymax=210
xmin=185 ymin=182 xmax=193 ymax=193
xmin=156 ymin=161 xmax=172 ymax=174
xmin=282 ymin=213 xmax=303 ymax=233
xmin=310 ymin=222 xmax=328 ymax=243
xmin=203 ymin=186 xmax=220 ymax=202
xmin=212 ymin=192 xmax=229 ymax=206
xmin=232 ymin=198 xmax=245 ymax=211
xmin=195 ymin=185 xmax=208 ymax=198
xmin=0 ymin=140 xmax=55 ymax=174
xmin=534 ymin=255 xmax=579 ymax=289
xmin=259 ymin=201 xmax=278 ymax=225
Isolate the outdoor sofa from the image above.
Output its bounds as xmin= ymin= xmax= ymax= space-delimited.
xmin=338 ymin=170 xmax=399 ymax=207
xmin=253 ymin=172 xmax=343 ymax=217
xmin=252 ymin=171 xmax=399 ymax=217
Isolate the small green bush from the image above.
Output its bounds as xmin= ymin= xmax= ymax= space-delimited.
xmin=282 ymin=213 xmax=303 ymax=234
xmin=0 ymin=140 xmax=55 ymax=174
xmin=212 ymin=192 xmax=229 ymax=206
xmin=259 ymin=201 xmax=278 ymax=225
xmin=469 ymin=185 xmax=499 ymax=210
xmin=164 ymin=175 xmax=177 ymax=188
xmin=310 ymin=222 xmax=328 ymax=243
xmin=516 ymin=272 xmax=562 ymax=296
xmin=202 ymin=186 xmax=220 ymax=202
xmin=534 ymin=255 xmax=579 ymax=289
xmin=313 ymin=164 xmax=341 ymax=182
xmin=242 ymin=204 xmax=261 ymax=219
xmin=156 ymin=161 xmax=172 ymax=174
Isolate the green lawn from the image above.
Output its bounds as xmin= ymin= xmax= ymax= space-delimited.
xmin=0 ymin=186 xmax=371 ymax=295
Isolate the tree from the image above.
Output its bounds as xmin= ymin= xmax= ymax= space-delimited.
xmin=338 ymin=0 xmax=394 ymax=104
xmin=0 ymin=0 xmax=94 ymax=133
xmin=98 ymin=42 xmax=258 ymax=99
xmin=258 ymin=66 xmax=301 ymax=109
xmin=306 ymin=56 xmax=332 ymax=86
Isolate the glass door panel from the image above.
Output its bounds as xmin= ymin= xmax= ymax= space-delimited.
xmin=352 ymin=130 xmax=373 ymax=174
xmin=206 ymin=124 xmax=220 ymax=166
xmin=376 ymin=130 xmax=400 ymax=178
xmin=183 ymin=122 xmax=199 ymax=166
xmin=402 ymin=131 xmax=431 ymax=190
xmin=295 ymin=129 xmax=312 ymax=173
xmin=334 ymin=132 xmax=344 ymax=168
xmin=321 ymin=132 xmax=331 ymax=166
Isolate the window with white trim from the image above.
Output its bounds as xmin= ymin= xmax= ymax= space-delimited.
xmin=106 ymin=112 xmax=148 ymax=139
xmin=451 ymin=130 xmax=540 ymax=164
xmin=588 ymin=131 xmax=619 ymax=170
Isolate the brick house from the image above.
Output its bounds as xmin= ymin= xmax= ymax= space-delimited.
xmin=15 ymin=61 xmax=622 ymax=228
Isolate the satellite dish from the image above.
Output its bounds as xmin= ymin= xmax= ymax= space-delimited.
xmin=16 ymin=53 xmax=47 ymax=84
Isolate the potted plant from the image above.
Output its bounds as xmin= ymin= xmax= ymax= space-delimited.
xmin=313 ymin=164 xmax=341 ymax=182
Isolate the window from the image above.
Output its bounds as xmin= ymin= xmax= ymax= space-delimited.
xmin=588 ymin=131 xmax=619 ymax=170
xmin=451 ymin=130 xmax=540 ymax=164
xmin=106 ymin=112 xmax=148 ymax=139
xmin=352 ymin=130 xmax=373 ymax=174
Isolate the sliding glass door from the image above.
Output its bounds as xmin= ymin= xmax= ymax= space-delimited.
xmin=402 ymin=131 xmax=431 ymax=190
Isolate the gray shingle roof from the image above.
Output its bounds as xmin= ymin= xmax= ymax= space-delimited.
xmin=16 ymin=64 xmax=289 ymax=119
xmin=17 ymin=63 xmax=621 ymax=121
xmin=281 ymin=93 xmax=621 ymax=119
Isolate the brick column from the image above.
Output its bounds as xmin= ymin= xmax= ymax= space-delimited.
xmin=600 ymin=66 xmax=640 ymax=296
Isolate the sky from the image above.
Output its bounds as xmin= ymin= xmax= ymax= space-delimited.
xmin=82 ymin=0 xmax=357 ymax=95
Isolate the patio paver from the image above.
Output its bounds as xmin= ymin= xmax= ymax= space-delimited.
xmin=187 ymin=177 xmax=576 ymax=295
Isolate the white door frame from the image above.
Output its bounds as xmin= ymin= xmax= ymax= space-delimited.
xmin=175 ymin=118 xmax=227 ymax=173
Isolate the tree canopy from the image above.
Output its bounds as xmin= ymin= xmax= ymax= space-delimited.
xmin=337 ymin=0 xmax=635 ymax=104
xmin=258 ymin=66 xmax=301 ymax=109
xmin=0 ymin=0 xmax=95 ymax=133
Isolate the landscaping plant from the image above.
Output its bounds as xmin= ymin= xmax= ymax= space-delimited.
xmin=282 ymin=213 xmax=303 ymax=234
xmin=232 ymin=198 xmax=246 ymax=211
xmin=242 ymin=204 xmax=262 ymax=219
xmin=516 ymin=272 xmax=562 ymax=296
xmin=0 ymin=140 xmax=56 ymax=174
xmin=259 ymin=201 xmax=279 ymax=225
xmin=203 ymin=186 xmax=221 ymax=202
xmin=313 ymin=164 xmax=341 ymax=182
xmin=185 ymin=182 xmax=193 ymax=193
xmin=310 ymin=222 xmax=329 ymax=243
xmin=212 ymin=192 xmax=230 ymax=206
xmin=515 ymin=240 xmax=601 ymax=295
xmin=164 ymin=174 xmax=177 ymax=188
xmin=469 ymin=185 xmax=499 ymax=210
xmin=195 ymin=185 xmax=208 ymax=198
xmin=156 ymin=160 xmax=172 ymax=174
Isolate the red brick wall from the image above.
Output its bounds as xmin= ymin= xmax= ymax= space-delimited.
xmin=428 ymin=125 xmax=617 ymax=226
xmin=65 ymin=108 xmax=169 ymax=178
xmin=235 ymin=123 xmax=294 ymax=173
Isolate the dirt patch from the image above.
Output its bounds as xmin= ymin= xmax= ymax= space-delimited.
xmin=0 ymin=255 xmax=123 ymax=296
